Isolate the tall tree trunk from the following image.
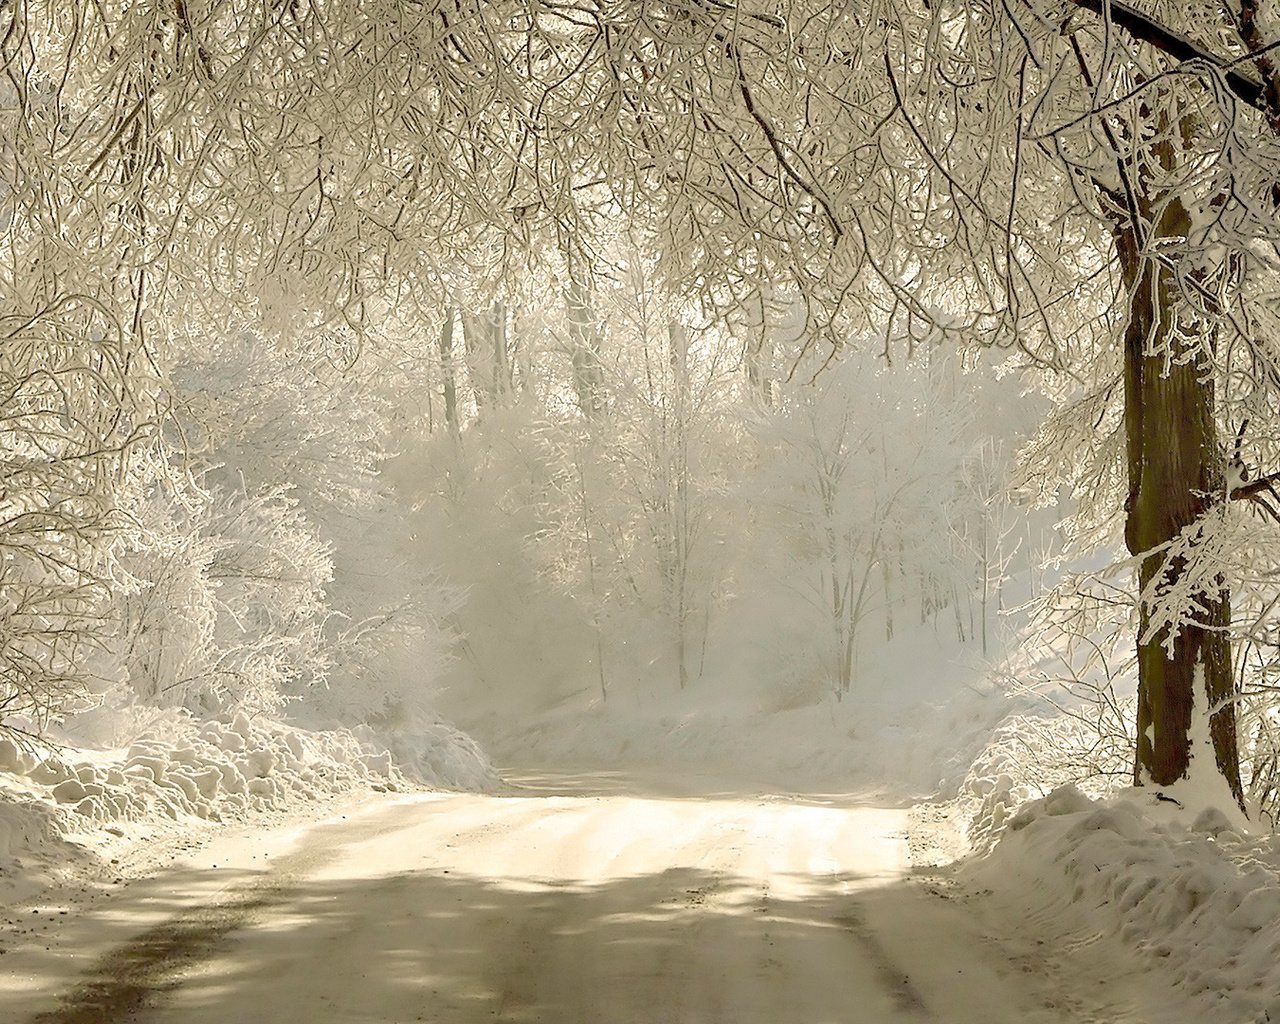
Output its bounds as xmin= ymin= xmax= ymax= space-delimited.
xmin=511 ymin=306 xmax=536 ymax=399
xmin=461 ymin=304 xmax=511 ymax=412
xmin=744 ymin=286 xmax=774 ymax=407
xmin=439 ymin=308 xmax=460 ymax=441
xmin=566 ymin=274 xmax=607 ymax=418
xmin=461 ymin=310 xmax=490 ymax=413
xmin=572 ymin=445 xmax=608 ymax=703
xmin=1114 ymin=206 xmax=1243 ymax=806
xmin=668 ymin=321 xmax=691 ymax=690
xmin=492 ymin=301 xmax=511 ymax=401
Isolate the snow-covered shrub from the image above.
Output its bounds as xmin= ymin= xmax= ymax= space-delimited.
xmin=1216 ymin=507 xmax=1280 ymax=826
xmin=109 ymin=447 xmax=334 ymax=717
xmin=962 ymin=562 xmax=1139 ymax=848
xmin=205 ymin=485 xmax=336 ymax=712
xmin=146 ymin=321 xmax=461 ymax=725
xmin=0 ymin=329 xmax=144 ymax=735
xmin=110 ymin=453 xmax=220 ymax=711
xmin=963 ymin=700 xmax=1135 ymax=851
xmin=0 ymin=532 xmax=116 ymax=733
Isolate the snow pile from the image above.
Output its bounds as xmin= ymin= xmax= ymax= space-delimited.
xmin=970 ymin=784 xmax=1280 ymax=1023
xmin=0 ymin=711 xmax=497 ymax=904
xmin=0 ymin=790 xmax=78 ymax=862
xmin=0 ymin=714 xmax=403 ymax=832
xmin=363 ymin=717 xmax=497 ymax=792
xmin=961 ymin=704 xmax=1133 ymax=850
xmin=1 ymin=711 xmax=498 ymax=826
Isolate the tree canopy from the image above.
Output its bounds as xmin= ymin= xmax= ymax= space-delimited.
xmin=9 ymin=0 xmax=1280 ymax=808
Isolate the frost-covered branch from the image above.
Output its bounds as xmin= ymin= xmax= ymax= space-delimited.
xmin=1063 ymin=0 xmax=1269 ymax=112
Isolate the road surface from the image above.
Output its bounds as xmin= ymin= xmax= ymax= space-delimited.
xmin=5 ymin=770 xmax=1177 ymax=1023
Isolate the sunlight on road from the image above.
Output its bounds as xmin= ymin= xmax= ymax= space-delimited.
xmin=5 ymin=773 xmax=1163 ymax=1024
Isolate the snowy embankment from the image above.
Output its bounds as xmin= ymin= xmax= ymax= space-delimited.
xmin=944 ymin=698 xmax=1280 ymax=1023
xmin=0 ymin=712 xmax=496 ymax=911
xmin=470 ymin=626 xmax=1038 ymax=801
xmin=966 ymin=785 xmax=1280 ymax=1024
xmin=481 ymin=696 xmax=1011 ymax=800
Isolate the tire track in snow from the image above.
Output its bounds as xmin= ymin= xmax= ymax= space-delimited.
xmin=836 ymin=906 xmax=927 ymax=1016
xmin=22 ymin=798 xmax=437 ymax=1024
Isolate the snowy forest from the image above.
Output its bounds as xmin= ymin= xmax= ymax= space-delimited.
xmin=4 ymin=2 xmax=1280 ymax=1023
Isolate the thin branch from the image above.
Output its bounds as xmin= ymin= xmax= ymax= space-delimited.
xmin=1063 ymin=0 xmax=1267 ymax=112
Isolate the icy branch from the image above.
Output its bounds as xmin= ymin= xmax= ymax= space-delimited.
xmin=1063 ymin=0 xmax=1268 ymax=112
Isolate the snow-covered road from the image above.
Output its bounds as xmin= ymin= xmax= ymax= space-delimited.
xmin=7 ymin=771 xmax=1177 ymax=1024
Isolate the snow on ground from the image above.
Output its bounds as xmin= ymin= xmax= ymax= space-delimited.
xmin=908 ymin=671 xmax=1280 ymax=1024
xmin=965 ymin=785 xmax=1280 ymax=1024
xmin=5 ymin=604 xmax=1278 ymax=1024
xmin=464 ymin=616 xmax=1280 ymax=1024
xmin=0 ymin=710 xmax=496 ymax=945
xmin=478 ymin=694 xmax=1009 ymax=802
xmin=0 ymin=768 xmax=1192 ymax=1024
xmin=467 ymin=626 xmax=1041 ymax=803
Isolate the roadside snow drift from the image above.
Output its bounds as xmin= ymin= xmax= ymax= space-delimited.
xmin=971 ymin=784 xmax=1280 ymax=1024
xmin=0 ymin=712 xmax=496 ymax=907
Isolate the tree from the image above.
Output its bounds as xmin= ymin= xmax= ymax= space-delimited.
xmin=805 ymin=0 xmax=1280 ymax=809
xmin=1049 ymin=0 xmax=1280 ymax=806
xmin=13 ymin=0 xmax=1280 ymax=809
xmin=1036 ymin=1 xmax=1280 ymax=805
xmin=563 ymin=262 xmax=609 ymax=421
xmin=750 ymin=350 xmax=975 ymax=698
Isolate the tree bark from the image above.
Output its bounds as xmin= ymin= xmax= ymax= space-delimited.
xmin=439 ymin=308 xmax=461 ymax=440
xmin=565 ymin=274 xmax=607 ymax=419
xmin=1063 ymin=0 xmax=1266 ymax=113
xmin=1114 ymin=208 xmax=1243 ymax=806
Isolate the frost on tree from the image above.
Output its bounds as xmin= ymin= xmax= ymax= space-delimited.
xmin=871 ymin=0 xmax=1280 ymax=811
xmin=14 ymin=0 xmax=1280 ymax=810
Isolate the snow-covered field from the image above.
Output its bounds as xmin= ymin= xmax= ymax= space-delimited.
xmin=466 ymin=625 xmax=1041 ymax=803
xmin=474 ymin=695 xmax=1008 ymax=802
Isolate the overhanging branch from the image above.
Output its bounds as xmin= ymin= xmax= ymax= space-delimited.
xmin=1064 ymin=0 xmax=1267 ymax=112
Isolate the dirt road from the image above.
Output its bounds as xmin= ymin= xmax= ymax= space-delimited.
xmin=5 ymin=770 xmax=1176 ymax=1023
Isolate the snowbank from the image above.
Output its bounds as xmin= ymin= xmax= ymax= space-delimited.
xmin=475 ymin=679 xmax=1021 ymax=800
xmin=0 ymin=711 xmax=496 ymax=908
xmin=969 ymin=784 xmax=1280 ymax=1023
xmin=364 ymin=718 xmax=497 ymax=792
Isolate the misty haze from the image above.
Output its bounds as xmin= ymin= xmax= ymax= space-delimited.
xmin=2 ymin=2 xmax=1279 ymax=1023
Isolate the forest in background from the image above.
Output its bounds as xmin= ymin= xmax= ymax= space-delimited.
xmin=0 ymin=238 xmax=1048 ymax=732
xmin=6 ymin=0 xmax=1280 ymax=821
